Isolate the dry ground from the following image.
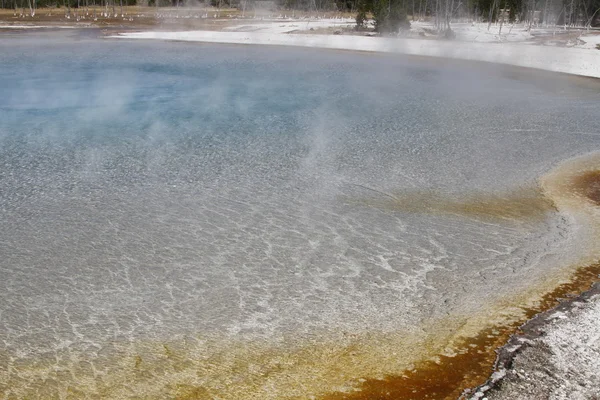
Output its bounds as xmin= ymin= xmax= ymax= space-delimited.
xmin=0 ymin=6 xmax=355 ymax=30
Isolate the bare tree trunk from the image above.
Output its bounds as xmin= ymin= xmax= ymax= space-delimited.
xmin=552 ymin=6 xmax=564 ymax=33
xmin=569 ymin=0 xmax=574 ymax=26
xmin=587 ymin=7 xmax=600 ymax=28
xmin=527 ymin=0 xmax=533 ymax=30
xmin=487 ymin=0 xmax=497 ymax=30
xmin=447 ymin=0 xmax=454 ymax=30
xmin=498 ymin=0 xmax=507 ymax=34
xmin=27 ymin=0 xmax=35 ymax=16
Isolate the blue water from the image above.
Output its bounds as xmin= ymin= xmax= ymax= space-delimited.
xmin=1 ymin=31 xmax=600 ymax=398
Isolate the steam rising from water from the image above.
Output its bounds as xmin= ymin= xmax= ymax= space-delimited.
xmin=1 ymin=32 xmax=600 ymax=399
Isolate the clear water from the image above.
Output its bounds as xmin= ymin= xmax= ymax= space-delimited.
xmin=1 ymin=31 xmax=600 ymax=398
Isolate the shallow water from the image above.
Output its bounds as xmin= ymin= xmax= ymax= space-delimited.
xmin=1 ymin=31 xmax=600 ymax=399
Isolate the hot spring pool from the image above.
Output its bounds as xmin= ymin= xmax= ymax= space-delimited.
xmin=1 ymin=31 xmax=600 ymax=399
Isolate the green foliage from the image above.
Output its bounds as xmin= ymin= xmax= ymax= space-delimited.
xmin=355 ymin=0 xmax=368 ymax=29
xmin=355 ymin=0 xmax=409 ymax=33
xmin=376 ymin=0 xmax=409 ymax=33
xmin=371 ymin=0 xmax=387 ymax=30
xmin=355 ymin=8 xmax=367 ymax=28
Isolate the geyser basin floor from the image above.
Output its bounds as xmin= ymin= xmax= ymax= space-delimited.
xmin=110 ymin=30 xmax=600 ymax=79
xmin=1 ymin=31 xmax=600 ymax=399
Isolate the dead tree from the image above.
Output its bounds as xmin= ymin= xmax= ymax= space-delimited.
xmin=26 ymin=0 xmax=34 ymax=16
xmin=488 ymin=0 xmax=497 ymax=30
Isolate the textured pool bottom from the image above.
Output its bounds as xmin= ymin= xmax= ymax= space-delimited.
xmin=2 ymin=153 xmax=600 ymax=400
xmin=2 ymin=263 xmax=599 ymax=400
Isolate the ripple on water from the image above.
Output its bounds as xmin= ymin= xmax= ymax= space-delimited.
xmin=3 ymin=153 xmax=600 ymax=400
xmin=2 ymin=39 xmax=600 ymax=399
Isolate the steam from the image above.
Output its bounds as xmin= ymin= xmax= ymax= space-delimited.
xmin=2 ymin=29 xmax=600 ymax=400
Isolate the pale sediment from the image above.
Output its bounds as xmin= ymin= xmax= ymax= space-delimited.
xmin=110 ymin=31 xmax=600 ymax=79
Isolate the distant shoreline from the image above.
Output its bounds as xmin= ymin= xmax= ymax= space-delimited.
xmin=2 ymin=7 xmax=600 ymax=79
xmin=108 ymin=29 xmax=600 ymax=79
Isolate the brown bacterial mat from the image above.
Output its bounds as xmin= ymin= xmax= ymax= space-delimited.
xmin=319 ymin=262 xmax=600 ymax=400
xmin=572 ymin=170 xmax=600 ymax=205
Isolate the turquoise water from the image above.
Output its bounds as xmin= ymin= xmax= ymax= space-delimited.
xmin=1 ymin=31 xmax=600 ymax=398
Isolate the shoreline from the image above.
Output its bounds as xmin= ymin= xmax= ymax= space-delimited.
xmin=464 ymin=156 xmax=600 ymax=399
xmin=108 ymin=30 xmax=600 ymax=79
xmin=468 ymin=276 xmax=600 ymax=399
xmin=321 ymin=150 xmax=600 ymax=399
xmin=2 ymin=10 xmax=599 ymax=78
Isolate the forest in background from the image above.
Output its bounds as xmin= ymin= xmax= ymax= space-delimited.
xmin=1 ymin=0 xmax=598 ymax=32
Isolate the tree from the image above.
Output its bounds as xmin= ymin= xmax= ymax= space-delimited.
xmin=355 ymin=5 xmax=367 ymax=27
xmin=377 ymin=0 xmax=411 ymax=32
xmin=356 ymin=0 xmax=411 ymax=33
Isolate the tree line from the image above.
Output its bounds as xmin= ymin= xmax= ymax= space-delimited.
xmin=351 ymin=0 xmax=599 ymax=29
xmin=3 ymin=0 xmax=598 ymax=28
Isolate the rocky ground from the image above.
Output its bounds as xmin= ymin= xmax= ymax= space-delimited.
xmin=469 ymin=283 xmax=600 ymax=400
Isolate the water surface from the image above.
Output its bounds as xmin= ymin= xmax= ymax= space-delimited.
xmin=1 ymin=31 xmax=600 ymax=399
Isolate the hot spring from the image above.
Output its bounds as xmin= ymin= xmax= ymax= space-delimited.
xmin=1 ymin=31 xmax=600 ymax=399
